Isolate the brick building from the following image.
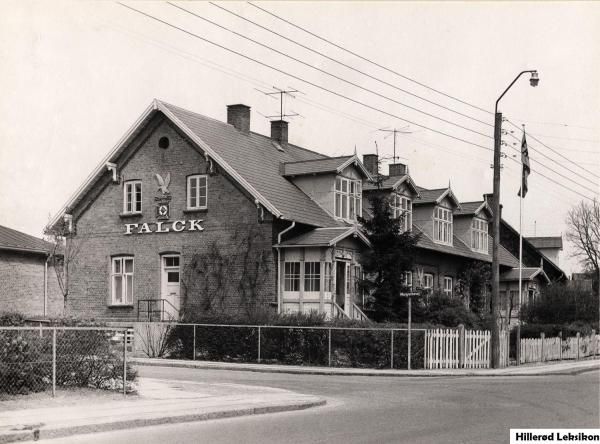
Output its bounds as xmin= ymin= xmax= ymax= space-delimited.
xmin=48 ymin=99 xmax=565 ymax=322
xmin=0 ymin=224 xmax=62 ymax=317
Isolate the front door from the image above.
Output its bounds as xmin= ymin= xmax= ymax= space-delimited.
xmin=335 ymin=261 xmax=347 ymax=309
xmin=161 ymin=255 xmax=180 ymax=321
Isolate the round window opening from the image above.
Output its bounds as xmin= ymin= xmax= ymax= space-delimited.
xmin=158 ymin=136 xmax=170 ymax=149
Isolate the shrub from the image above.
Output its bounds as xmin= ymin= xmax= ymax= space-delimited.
xmin=521 ymin=284 xmax=598 ymax=324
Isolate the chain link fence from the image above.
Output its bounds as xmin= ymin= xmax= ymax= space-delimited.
xmin=0 ymin=326 xmax=135 ymax=397
xmin=134 ymin=323 xmax=427 ymax=369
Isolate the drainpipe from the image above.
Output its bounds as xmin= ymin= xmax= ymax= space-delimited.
xmin=44 ymin=254 xmax=50 ymax=317
xmin=276 ymin=220 xmax=296 ymax=314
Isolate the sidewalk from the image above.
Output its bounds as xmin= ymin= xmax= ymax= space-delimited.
xmin=0 ymin=378 xmax=325 ymax=444
xmin=132 ymin=357 xmax=600 ymax=377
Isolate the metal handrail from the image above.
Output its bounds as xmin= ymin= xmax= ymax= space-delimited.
xmin=351 ymin=303 xmax=370 ymax=322
xmin=332 ymin=301 xmax=350 ymax=319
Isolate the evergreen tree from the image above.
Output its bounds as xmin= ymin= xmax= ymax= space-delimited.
xmin=358 ymin=194 xmax=421 ymax=322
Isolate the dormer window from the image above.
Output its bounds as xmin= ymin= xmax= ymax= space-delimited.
xmin=335 ymin=177 xmax=362 ymax=221
xmin=471 ymin=217 xmax=488 ymax=253
xmin=391 ymin=194 xmax=412 ymax=232
xmin=433 ymin=206 xmax=453 ymax=245
xmin=123 ymin=180 xmax=142 ymax=214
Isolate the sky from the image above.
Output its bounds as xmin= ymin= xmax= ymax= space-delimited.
xmin=1 ymin=1 xmax=599 ymax=275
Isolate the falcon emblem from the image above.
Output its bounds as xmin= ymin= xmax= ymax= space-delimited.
xmin=154 ymin=173 xmax=171 ymax=194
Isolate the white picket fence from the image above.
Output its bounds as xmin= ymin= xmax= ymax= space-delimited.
xmin=520 ymin=333 xmax=600 ymax=364
xmin=424 ymin=328 xmax=506 ymax=369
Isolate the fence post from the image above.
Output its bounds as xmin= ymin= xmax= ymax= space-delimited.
xmin=558 ymin=331 xmax=563 ymax=361
xmin=192 ymin=325 xmax=196 ymax=361
xmin=457 ymin=324 xmax=465 ymax=368
xmin=123 ymin=329 xmax=127 ymax=397
xmin=591 ymin=330 xmax=596 ymax=357
xmin=52 ymin=328 xmax=56 ymax=398
xmin=576 ymin=332 xmax=580 ymax=361
xmin=257 ymin=326 xmax=261 ymax=363
xmin=390 ymin=329 xmax=394 ymax=369
xmin=540 ymin=332 xmax=545 ymax=362
xmin=328 ymin=328 xmax=332 ymax=367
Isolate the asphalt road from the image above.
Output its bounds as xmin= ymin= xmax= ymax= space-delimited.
xmin=48 ymin=366 xmax=599 ymax=444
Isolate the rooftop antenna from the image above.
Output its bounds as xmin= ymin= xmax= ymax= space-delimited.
xmin=377 ymin=126 xmax=412 ymax=163
xmin=257 ymin=86 xmax=303 ymax=121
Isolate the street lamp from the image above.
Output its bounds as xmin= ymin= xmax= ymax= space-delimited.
xmin=491 ymin=70 xmax=539 ymax=369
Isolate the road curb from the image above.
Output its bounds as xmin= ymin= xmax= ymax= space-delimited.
xmin=132 ymin=358 xmax=600 ymax=378
xmin=0 ymin=398 xmax=326 ymax=443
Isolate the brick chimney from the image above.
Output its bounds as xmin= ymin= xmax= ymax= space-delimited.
xmin=271 ymin=120 xmax=288 ymax=143
xmin=388 ymin=163 xmax=407 ymax=177
xmin=363 ymin=154 xmax=378 ymax=176
xmin=227 ymin=104 xmax=250 ymax=133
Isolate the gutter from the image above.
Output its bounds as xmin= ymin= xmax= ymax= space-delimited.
xmin=275 ymin=221 xmax=296 ymax=314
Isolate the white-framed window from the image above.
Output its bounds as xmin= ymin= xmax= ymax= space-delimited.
xmin=284 ymin=262 xmax=300 ymax=292
xmin=304 ymin=262 xmax=321 ymax=292
xmin=111 ymin=256 xmax=134 ymax=305
xmin=422 ymin=273 xmax=434 ymax=292
xmin=324 ymin=262 xmax=332 ymax=292
xmin=443 ymin=277 xmax=453 ymax=296
xmin=187 ymin=175 xmax=207 ymax=210
xmin=123 ymin=181 xmax=142 ymax=214
xmin=471 ymin=217 xmax=488 ymax=253
xmin=433 ymin=206 xmax=453 ymax=245
xmin=391 ymin=194 xmax=412 ymax=232
xmin=335 ymin=177 xmax=362 ymax=221
xmin=402 ymin=271 xmax=413 ymax=289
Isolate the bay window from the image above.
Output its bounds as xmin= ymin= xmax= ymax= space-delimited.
xmin=284 ymin=262 xmax=300 ymax=292
xmin=471 ymin=217 xmax=488 ymax=253
xmin=111 ymin=256 xmax=134 ymax=305
xmin=335 ymin=177 xmax=362 ymax=221
xmin=433 ymin=207 xmax=453 ymax=245
xmin=304 ymin=262 xmax=321 ymax=292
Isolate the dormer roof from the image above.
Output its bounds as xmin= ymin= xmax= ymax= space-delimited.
xmin=363 ymin=174 xmax=421 ymax=196
xmin=413 ymin=186 xmax=461 ymax=209
xmin=275 ymin=226 xmax=371 ymax=248
xmin=455 ymin=200 xmax=493 ymax=218
xmin=281 ymin=155 xmax=372 ymax=179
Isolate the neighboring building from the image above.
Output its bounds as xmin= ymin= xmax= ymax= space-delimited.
xmin=526 ymin=236 xmax=563 ymax=266
xmin=47 ymin=99 xmax=567 ymax=323
xmin=0 ymin=224 xmax=62 ymax=317
xmin=568 ymin=272 xmax=595 ymax=292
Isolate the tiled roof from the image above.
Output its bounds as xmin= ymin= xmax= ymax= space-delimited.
xmin=527 ymin=236 xmax=563 ymax=250
xmin=413 ymin=187 xmax=448 ymax=205
xmin=500 ymin=267 xmax=550 ymax=283
xmin=455 ymin=201 xmax=485 ymax=216
xmin=0 ymin=225 xmax=53 ymax=255
xmin=281 ymin=156 xmax=353 ymax=176
xmin=413 ymin=224 xmax=519 ymax=267
xmin=363 ymin=175 xmax=407 ymax=191
xmin=277 ymin=226 xmax=370 ymax=248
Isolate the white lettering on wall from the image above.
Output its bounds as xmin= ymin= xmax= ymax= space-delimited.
xmin=123 ymin=220 xmax=204 ymax=235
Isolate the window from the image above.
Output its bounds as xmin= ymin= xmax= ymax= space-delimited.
xmin=433 ymin=207 xmax=453 ymax=245
xmin=443 ymin=277 xmax=453 ymax=296
xmin=284 ymin=262 xmax=300 ymax=292
xmin=335 ymin=177 xmax=362 ymax=221
xmin=187 ymin=175 xmax=207 ymax=210
xmin=402 ymin=271 xmax=413 ymax=289
xmin=123 ymin=181 xmax=142 ymax=214
xmin=304 ymin=262 xmax=321 ymax=292
xmin=471 ymin=218 xmax=488 ymax=253
xmin=391 ymin=194 xmax=412 ymax=232
xmin=353 ymin=265 xmax=362 ymax=296
xmin=422 ymin=273 xmax=434 ymax=291
xmin=111 ymin=257 xmax=134 ymax=305
xmin=164 ymin=255 xmax=180 ymax=284
xmin=324 ymin=262 xmax=332 ymax=292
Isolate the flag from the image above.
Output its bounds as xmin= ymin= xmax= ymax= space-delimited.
xmin=518 ymin=131 xmax=530 ymax=197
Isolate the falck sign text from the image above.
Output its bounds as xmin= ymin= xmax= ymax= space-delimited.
xmin=123 ymin=171 xmax=204 ymax=235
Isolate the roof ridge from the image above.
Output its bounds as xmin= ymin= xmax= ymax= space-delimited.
xmin=283 ymin=155 xmax=353 ymax=165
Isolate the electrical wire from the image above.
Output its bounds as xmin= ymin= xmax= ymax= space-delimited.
xmin=247 ymin=1 xmax=494 ymax=116
xmin=208 ymin=1 xmax=493 ymax=129
xmin=167 ymin=2 xmax=493 ymax=140
xmin=118 ymin=2 xmax=495 ymax=154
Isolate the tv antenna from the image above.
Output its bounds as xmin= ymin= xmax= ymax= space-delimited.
xmin=377 ymin=126 xmax=412 ymax=163
xmin=254 ymin=86 xmax=303 ymax=121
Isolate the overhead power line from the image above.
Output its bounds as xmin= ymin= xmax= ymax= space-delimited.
xmin=167 ymin=2 xmax=493 ymax=140
xmin=247 ymin=1 xmax=493 ymax=116
xmin=209 ymin=1 xmax=493 ymax=129
xmin=119 ymin=2 xmax=494 ymax=153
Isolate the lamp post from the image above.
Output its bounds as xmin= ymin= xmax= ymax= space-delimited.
xmin=491 ymin=70 xmax=539 ymax=368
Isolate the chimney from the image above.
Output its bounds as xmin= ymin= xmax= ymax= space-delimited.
xmin=483 ymin=193 xmax=502 ymax=214
xmin=227 ymin=104 xmax=250 ymax=133
xmin=363 ymin=154 xmax=379 ymax=176
xmin=388 ymin=163 xmax=407 ymax=177
xmin=271 ymin=120 xmax=288 ymax=143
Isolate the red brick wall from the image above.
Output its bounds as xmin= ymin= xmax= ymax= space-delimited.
xmin=0 ymin=250 xmax=63 ymax=317
xmin=68 ymin=115 xmax=276 ymax=320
